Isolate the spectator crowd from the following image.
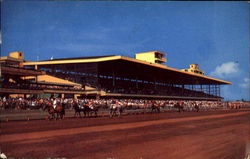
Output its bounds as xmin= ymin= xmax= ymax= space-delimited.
xmin=0 ymin=97 xmax=248 ymax=111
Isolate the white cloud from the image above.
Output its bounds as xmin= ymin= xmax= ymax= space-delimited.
xmin=210 ymin=61 xmax=239 ymax=78
xmin=239 ymin=77 xmax=250 ymax=89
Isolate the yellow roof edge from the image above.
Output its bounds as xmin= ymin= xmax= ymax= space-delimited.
xmin=23 ymin=56 xmax=122 ymax=66
xmin=121 ymin=56 xmax=232 ymax=85
xmin=24 ymin=75 xmax=82 ymax=86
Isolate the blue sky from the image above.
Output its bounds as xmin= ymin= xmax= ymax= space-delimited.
xmin=1 ymin=1 xmax=249 ymax=101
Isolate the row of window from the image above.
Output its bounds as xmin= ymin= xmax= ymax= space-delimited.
xmin=184 ymin=69 xmax=204 ymax=75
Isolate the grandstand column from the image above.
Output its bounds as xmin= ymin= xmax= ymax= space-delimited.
xmin=182 ymin=85 xmax=184 ymax=95
xmin=97 ymin=64 xmax=101 ymax=90
xmin=112 ymin=66 xmax=116 ymax=87
xmin=154 ymin=77 xmax=156 ymax=89
xmin=208 ymin=85 xmax=211 ymax=95
xmin=219 ymin=85 xmax=221 ymax=97
xmin=217 ymin=85 xmax=220 ymax=97
xmin=136 ymin=76 xmax=138 ymax=89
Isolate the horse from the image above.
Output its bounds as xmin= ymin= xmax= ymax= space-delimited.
xmin=73 ymin=101 xmax=85 ymax=118
xmin=151 ymin=103 xmax=160 ymax=113
xmin=109 ymin=103 xmax=124 ymax=118
xmin=84 ymin=103 xmax=100 ymax=118
xmin=43 ymin=101 xmax=65 ymax=120
xmin=174 ymin=102 xmax=184 ymax=113
xmin=194 ymin=103 xmax=200 ymax=112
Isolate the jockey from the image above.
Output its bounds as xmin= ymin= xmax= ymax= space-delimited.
xmin=110 ymin=100 xmax=116 ymax=109
xmin=117 ymin=101 xmax=122 ymax=108
xmin=89 ymin=102 xmax=94 ymax=110
xmin=79 ymin=101 xmax=84 ymax=109
xmin=114 ymin=100 xmax=120 ymax=109
xmin=3 ymin=97 xmax=6 ymax=102
xmin=53 ymin=98 xmax=57 ymax=109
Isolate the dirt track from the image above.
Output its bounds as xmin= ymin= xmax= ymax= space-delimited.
xmin=1 ymin=110 xmax=250 ymax=159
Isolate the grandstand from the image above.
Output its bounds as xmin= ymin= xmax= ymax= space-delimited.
xmin=0 ymin=51 xmax=231 ymax=100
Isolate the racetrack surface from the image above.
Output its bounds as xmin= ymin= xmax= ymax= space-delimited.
xmin=1 ymin=110 xmax=250 ymax=159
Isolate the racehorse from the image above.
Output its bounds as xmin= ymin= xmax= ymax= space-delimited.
xmin=151 ymin=102 xmax=160 ymax=113
xmin=83 ymin=102 xmax=100 ymax=118
xmin=109 ymin=101 xmax=124 ymax=118
xmin=73 ymin=101 xmax=85 ymax=118
xmin=194 ymin=103 xmax=200 ymax=112
xmin=174 ymin=102 xmax=184 ymax=112
xmin=43 ymin=101 xmax=65 ymax=120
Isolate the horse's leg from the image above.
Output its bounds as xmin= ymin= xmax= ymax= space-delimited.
xmin=115 ymin=109 xmax=117 ymax=117
xmin=79 ymin=111 xmax=82 ymax=118
xmin=59 ymin=112 xmax=62 ymax=119
xmin=84 ymin=110 xmax=89 ymax=118
xmin=118 ymin=109 xmax=121 ymax=118
xmin=53 ymin=113 xmax=56 ymax=120
xmin=109 ymin=110 xmax=112 ymax=118
xmin=56 ymin=113 xmax=58 ymax=120
xmin=58 ymin=112 xmax=61 ymax=120
xmin=111 ymin=109 xmax=114 ymax=118
xmin=110 ymin=109 xmax=114 ymax=118
xmin=83 ymin=111 xmax=86 ymax=118
xmin=61 ymin=112 xmax=63 ymax=119
xmin=74 ymin=111 xmax=76 ymax=117
xmin=51 ymin=111 xmax=55 ymax=120
xmin=95 ymin=110 xmax=97 ymax=118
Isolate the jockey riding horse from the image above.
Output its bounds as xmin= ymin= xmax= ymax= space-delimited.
xmin=73 ymin=100 xmax=100 ymax=118
xmin=73 ymin=100 xmax=85 ymax=118
xmin=109 ymin=100 xmax=124 ymax=118
xmin=84 ymin=101 xmax=99 ymax=118
xmin=194 ymin=102 xmax=200 ymax=112
xmin=43 ymin=99 xmax=65 ymax=120
xmin=151 ymin=101 xmax=160 ymax=113
xmin=174 ymin=102 xmax=184 ymax=113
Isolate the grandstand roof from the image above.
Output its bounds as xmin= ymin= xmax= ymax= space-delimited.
xmin=23 ymin=55 xmax=232 ymax=85
xmin=24 ymin=75 xmax=82 ymax=87
xmin=0 ymin=65 xmax=45 ymax=76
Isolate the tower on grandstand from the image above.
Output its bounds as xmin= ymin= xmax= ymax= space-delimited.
xmin=181 ymin=64 xmax=205 ymax=75
xmin=135 ymin=51 xmax=167 ymax=65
